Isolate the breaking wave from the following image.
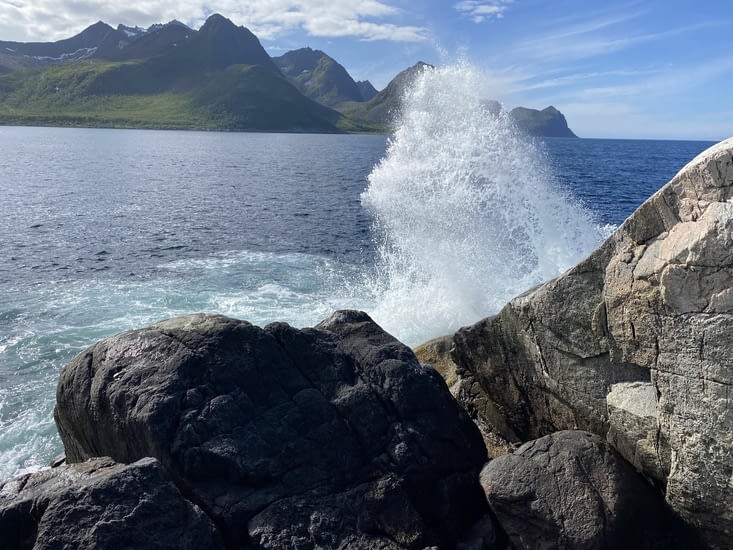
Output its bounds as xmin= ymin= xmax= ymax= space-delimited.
xmin=360 ymin=62 xmax=606 ymax=344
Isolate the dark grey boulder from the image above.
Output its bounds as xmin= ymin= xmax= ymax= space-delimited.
xmin=54 ymin=310 xmax=490 ymax=548
xmin=0 ymin=457 xmax=221 ymax=549
xmin=480 ymin=430 xmax=700 ymax=550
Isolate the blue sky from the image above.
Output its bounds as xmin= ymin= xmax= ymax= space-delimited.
xmin=1 ymin=0 xmax=730 ymax=140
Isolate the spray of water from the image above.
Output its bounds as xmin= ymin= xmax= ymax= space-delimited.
xmin=360 ymin=62 xmax=605 ymax=345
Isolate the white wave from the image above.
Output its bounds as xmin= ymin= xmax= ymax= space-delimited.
xmin=360 ymin=61 xmax=606 ymax=345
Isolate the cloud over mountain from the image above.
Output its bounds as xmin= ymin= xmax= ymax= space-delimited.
xmin=0 ymin=0 xmax=427 ymax=43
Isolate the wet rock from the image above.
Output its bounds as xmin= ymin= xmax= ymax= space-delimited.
xmin=54 ymin=310 xmax=490 ymax=548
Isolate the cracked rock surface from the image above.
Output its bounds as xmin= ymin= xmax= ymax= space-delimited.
xmin=0 ymin=457 xmax=221 ymax=549
xmin=53 ymin=310 xmax=491 ymax=549
xmin=452 ymin=137 xmax=733 ymax=547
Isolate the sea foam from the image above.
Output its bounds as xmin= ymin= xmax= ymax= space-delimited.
xmin=360 ymin=62 xmax=606 ymax=345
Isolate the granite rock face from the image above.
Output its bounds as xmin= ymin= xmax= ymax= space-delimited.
xmin=452 ymin=137 xmax=733 ymax=547
xmin=0 ymin=457 xmax=221 ymax=549
xmin=480 ymin=431 xmax=698 ymax=550
xmin=54 ymin=310 xmax=490 ymax=549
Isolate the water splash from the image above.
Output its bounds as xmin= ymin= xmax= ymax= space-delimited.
xmin=360 ymin=62 xmax=606 ymax=345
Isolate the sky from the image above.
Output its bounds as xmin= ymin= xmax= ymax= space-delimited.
xmin=0 ymin=0 xmax=731 ymax=140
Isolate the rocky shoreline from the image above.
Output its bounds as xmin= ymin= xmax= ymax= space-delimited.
xmin=1 ymin=137 xmax=731 ymax=548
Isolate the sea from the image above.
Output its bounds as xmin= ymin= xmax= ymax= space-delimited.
xmin=0 ymin=63 xmax=717 ymax=480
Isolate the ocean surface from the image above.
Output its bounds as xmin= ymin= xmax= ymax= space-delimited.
xmin=0 ymin=70 xmax=717 ymax=479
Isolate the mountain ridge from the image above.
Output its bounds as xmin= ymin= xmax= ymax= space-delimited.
xmin=0 ymin=21 xmax=112 ymax=73
xmin=0 ymin=15 xmax=577 ymax=136
xmin=273 ymin=47 xmax=368 ymax=107
xmin=338 ymin=61 xmax=432 ymax=128
xmin=93 ymin=21 xmax=193 ymax=62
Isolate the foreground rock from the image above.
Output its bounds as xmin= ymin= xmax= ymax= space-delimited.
xmin=481 ymin=431 xmax=699 ymax=549
xmin=452 ymin=137 xmax=733 ymax=546
xmin=54 ymin=311 xmax=492 ymax=548
xmin=0 ymin=457 xmax=221 ymax=549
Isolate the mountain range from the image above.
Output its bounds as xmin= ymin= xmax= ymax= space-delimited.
xmin=0 ymin=14 xmax=576 ymax=136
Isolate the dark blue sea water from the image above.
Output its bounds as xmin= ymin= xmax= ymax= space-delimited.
xmin=545 ymin=137 xmax=713 ymax=226
xmin=0 ymin=123 xmax=716 ymax=479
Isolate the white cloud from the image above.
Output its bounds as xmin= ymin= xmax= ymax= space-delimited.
xmin=454 ymin=1 xmax=513 ymax=23
xmin=510 ymin=11 xmax=721 ymax=66
xmin=0 ymin=0 xmax=428 ymax=43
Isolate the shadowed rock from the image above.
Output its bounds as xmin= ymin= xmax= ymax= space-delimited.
xmin=54 ymin=310 xmax=491 ymax=548
xmin=0 ymin=457 xmax=221 ymax=549
xmin=480 ymin=431 xmax=699 ymax=549
xmin=414 ymin=336 xmax=515 ymax=458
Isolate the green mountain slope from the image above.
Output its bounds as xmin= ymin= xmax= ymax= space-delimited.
xmin=0 ymin=14 xmax=380 ymax=132
xmin=192 ymin=64 xmax=344 ymax=131
xmin=338 ymin=62 xmax=431 ymax=130
xmin=0 ymin=60 xmax=359 ymax=131
xmin=274 ymin=47 xmax=366 ymax=107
